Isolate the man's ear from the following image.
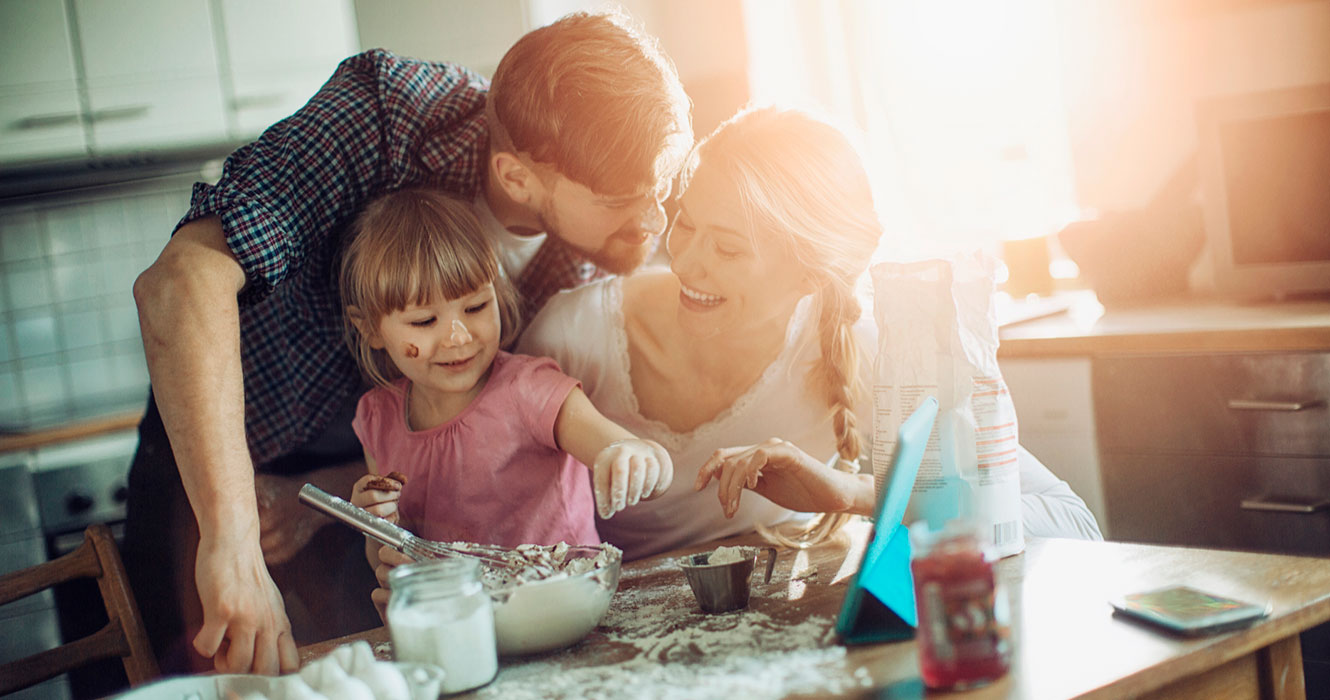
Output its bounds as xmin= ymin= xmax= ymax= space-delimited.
xmin=490 ymin=151 xmax=544 ymax=206
xmin=346 ymin=306 xmax=385 ymax=350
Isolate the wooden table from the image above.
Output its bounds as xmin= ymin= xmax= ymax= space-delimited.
xmin=300 ymin=521 xmax=1330 ymax=698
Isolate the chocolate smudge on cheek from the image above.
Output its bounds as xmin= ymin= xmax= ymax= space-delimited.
xmin=404 ymin=343 xmax=419 ymax=358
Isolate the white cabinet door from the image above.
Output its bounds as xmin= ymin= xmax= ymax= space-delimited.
xmin=72 ymin=0 xmax=228 ymax=151
xmin=1000 ymin=357 xmax=1108 ymax=533
xmin=219 ymin=0 xmax=359 ymax=138
xmin=0 ymin=0 xmax=88 ymax=163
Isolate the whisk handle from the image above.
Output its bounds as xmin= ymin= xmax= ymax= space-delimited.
xmin=298 ymin=483 xmax=410 ymax=550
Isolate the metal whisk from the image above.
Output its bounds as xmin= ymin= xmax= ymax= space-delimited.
xmin=298 ymin=484 xmax=518 ymax=569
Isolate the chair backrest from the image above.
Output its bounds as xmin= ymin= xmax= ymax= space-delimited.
xmin=0 ymin=523 xmax=160 ymax=695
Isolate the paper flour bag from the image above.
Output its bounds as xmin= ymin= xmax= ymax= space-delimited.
xmin=870 ymin=252 xmax=1024 ymax=557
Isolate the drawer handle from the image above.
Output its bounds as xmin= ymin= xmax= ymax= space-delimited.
xmin=231 ymin=93 xmax=285 ymax=111
xmin=90 ymin=105 xmax=150 ymax=123
xmin=14 ymin=112 xmax=82 ymax=129
xmin=1227 ymin=398 xmax=1325 ymax=412
xmin=1241 ymin=496 xmax=1330 ymax=514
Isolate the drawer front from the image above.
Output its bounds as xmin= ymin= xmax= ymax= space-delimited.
xmin=1102 ymin=452 xmax=1330 ymax=556
xmin=1094 ymin=352 xmax=1330 ymax=456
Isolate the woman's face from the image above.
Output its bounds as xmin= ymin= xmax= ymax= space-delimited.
xmin=666 ymin=164 xmax=810 ymax=340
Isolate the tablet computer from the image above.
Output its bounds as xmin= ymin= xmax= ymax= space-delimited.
xmin=835 ymin=396 xmax=938 ymax=644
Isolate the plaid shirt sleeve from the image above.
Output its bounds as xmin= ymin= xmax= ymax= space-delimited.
xmin=166 ymin=50 xmax=490 ymax=465
xmin=176 ymin=49 xmax=489 ymax=303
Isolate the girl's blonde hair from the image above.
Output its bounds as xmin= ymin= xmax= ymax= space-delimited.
xmin=339 ymin=189 xmax=522 ymax=389
xmin=684 ymin=106 xmax=882 ymax=548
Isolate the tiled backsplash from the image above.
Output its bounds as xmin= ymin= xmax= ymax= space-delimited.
xmin=0 ymin=175 xmax=198 ymax=430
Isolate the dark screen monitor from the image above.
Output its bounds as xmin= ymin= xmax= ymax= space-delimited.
xmin=1198 ymin=83 xmax=1330 ymax=300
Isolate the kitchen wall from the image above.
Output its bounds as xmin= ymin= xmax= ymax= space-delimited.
xmin=0 ymin=176 xmax=192 ymax=429
xmin=1057 ymin=0 xmax=1330 ymax=212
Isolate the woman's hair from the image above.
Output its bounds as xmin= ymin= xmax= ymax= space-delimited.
xmin=486 ymin=11 xmax=692 ymax=196
xmin=339 ymin=189 xmax=522 ymax=389
xmin=684 ymin=106 xmax=883 ymax=548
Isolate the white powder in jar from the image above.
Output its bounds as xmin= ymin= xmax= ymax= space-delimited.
xmin=706 ymin=546 xmax=748 ymax=565
xmin=389 ymin=593 xmax=497 ymax=693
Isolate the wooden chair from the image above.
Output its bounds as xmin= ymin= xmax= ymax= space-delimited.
xmin=0 ymin=523 xmax=160 ymax=695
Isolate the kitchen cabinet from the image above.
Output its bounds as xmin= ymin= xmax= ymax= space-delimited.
xmin=998 ymin=294 xmax=1330 ymax=556
xmin=0 ymin=0 xmax=359 ymax=167
xmin=218 ymin=0 xmax=359 ymax=138
xmin=1094 ymin=350 xmax=1330 ymax=556
xmin=72 ymin=0 xmax=228 ymax=152
xmin=1000 ymin=356 xmax=1107 ymax=530
xmin=0 ymin=0 xmax=88 ymax=163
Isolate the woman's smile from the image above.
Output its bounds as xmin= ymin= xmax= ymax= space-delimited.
xmin=679 ymin=282 xmax=724 ymax=310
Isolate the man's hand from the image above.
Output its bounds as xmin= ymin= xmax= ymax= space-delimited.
xmin=693 ymin=438 xmax=862 ymax=518
xmin=370 ymin=545 xmax=414 ymax=624
xmin=592 ymin=438 xmax=673 ymax=519
xmin=193 ymin=536 xmax=298 ymax=674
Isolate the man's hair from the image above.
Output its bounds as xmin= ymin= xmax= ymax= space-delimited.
xmin=339 ymin=189 xmax=522 ymax=389
xmin=487 ymin=11 xmax=692 ymax=195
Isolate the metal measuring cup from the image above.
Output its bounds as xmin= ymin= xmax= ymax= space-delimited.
xmin=677 ymin=546 xmax=778 ymax=613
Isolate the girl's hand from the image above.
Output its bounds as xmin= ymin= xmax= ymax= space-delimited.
xmin=370 ymin=545 xmax=414 ymax=624
xmin=350 ymin=472 xmax=405 ymax=523
xmin=694 ymin=438 xmax=857 ymax=518
xmin=592 ymin=438 xmax=674 ymax=519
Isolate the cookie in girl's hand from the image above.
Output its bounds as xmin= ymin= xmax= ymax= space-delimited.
xmin=364 ymin=471 xmax=408 ymax=492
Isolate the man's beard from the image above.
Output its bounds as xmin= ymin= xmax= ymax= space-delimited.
xmin=539 ymin=207 xmax=655 ymax=276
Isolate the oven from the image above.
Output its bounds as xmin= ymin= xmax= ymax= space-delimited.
xmin=1 ymin=430 xmax=138 ymax=700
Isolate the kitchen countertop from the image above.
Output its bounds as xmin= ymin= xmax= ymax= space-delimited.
xmin=0 ymin=411 xmax=142 ymax=454
xmin=999 ymin=292 xmax=1330 ymax=357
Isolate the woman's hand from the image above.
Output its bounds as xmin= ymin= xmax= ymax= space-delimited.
xmin=592 ymin=438 xmax=674 ymax=519
xmin=694 ymin=438 xmax=863 ymax=517
xmin=370 ymin=545 xmax=414 ymax=624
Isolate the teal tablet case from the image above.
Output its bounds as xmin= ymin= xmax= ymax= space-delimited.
xmin=834 ymin=396 xmax=938 ymax=644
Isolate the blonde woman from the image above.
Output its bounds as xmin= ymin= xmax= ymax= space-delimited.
xmin=518 ymin=107 xmax=1102 ymax=560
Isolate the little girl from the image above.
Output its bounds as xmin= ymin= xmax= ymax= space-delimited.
xmin=340 ymin=188 xmax=672 ymax=569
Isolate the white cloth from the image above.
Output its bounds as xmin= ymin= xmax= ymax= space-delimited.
xmin=519 ymin=277 xmax=1102 ymax=560
xmin=473 ymin=193 xmax=545 ymax=280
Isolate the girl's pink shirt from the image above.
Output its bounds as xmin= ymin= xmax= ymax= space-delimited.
xmin=352 ymin=351 xmax=600 ymax=547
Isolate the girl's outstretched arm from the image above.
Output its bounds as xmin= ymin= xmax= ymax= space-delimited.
xmin=554 ymin=387 xmax=674 ymax=519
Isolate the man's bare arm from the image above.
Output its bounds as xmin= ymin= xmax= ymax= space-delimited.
xmin=133 ymin=216 xmax=297 ymax=674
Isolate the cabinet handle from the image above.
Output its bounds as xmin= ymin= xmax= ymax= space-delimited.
xmin=1240 ymin=496 xmax=1330 ymax=514
xmin=231 ymin=93 xmax=286 ymax=111
xmin=90 ymin=105 xmax=151 ymax=123
xmin=1227 ymin=398 xmax=1325 ymax=412
xmin=14 ymin=112 xmax=83 ymax=129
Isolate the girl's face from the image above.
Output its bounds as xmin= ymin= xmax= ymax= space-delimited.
xmin=370 ymin=282 xmax=502 ymax=402
xmin=665 ymin=164 xmax=810 ymax=340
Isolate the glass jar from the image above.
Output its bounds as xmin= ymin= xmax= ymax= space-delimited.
xmin=387 ymin=558 xmax=498 ymax=693
xmin=909 ymin=519 xmax=1012 ymax=690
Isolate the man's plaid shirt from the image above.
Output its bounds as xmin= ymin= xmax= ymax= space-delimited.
xmin=175 ymin=50 xmax=603 ymax=466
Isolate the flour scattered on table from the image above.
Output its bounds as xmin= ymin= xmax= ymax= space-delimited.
xmin=474 ymin=562 xmax=868 ymax=699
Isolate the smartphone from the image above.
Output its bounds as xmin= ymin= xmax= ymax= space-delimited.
xmin=1109 ymin=585 xmax=1270 ymax=636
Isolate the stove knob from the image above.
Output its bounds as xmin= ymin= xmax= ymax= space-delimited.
xmin=66 ymin=492 xmax=95 ymax=515
xmin=113 ymin=485 xmax=129 ymax=504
